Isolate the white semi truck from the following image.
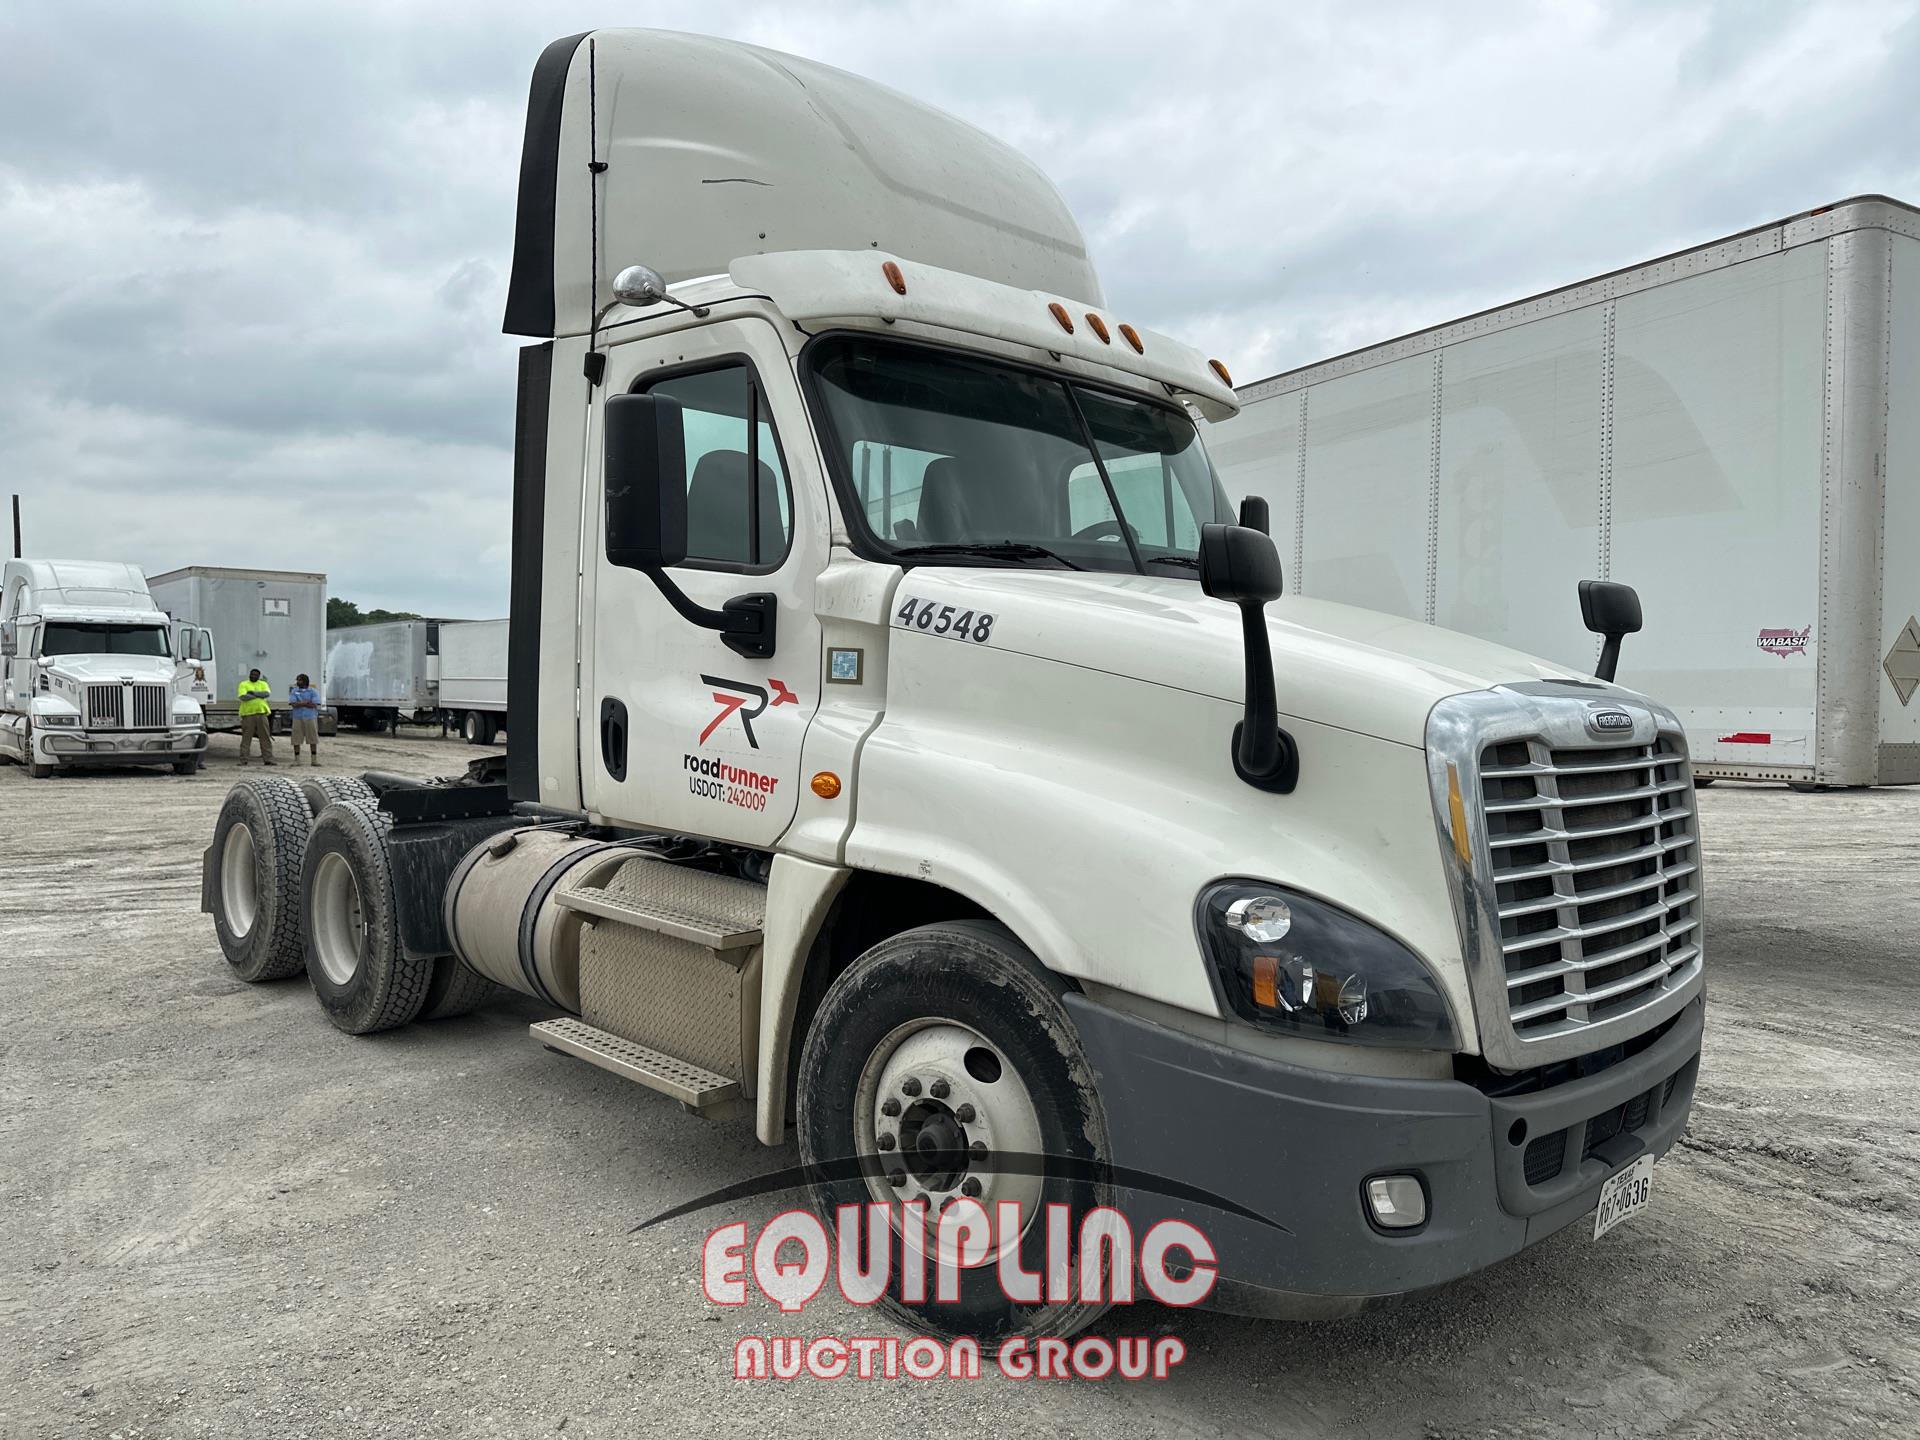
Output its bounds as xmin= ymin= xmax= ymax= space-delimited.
xmin=438 ymin=618 xmax=509 ymax=745
xmin=1206 ymin=196 xmax=1920 ymax=789
xmin=2 ymin=558 xmax=208 ymax=777
xmin=200 ymin=30 xmax=1704 ymax=1339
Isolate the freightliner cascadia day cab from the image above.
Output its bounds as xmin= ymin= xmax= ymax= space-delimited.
xmin=2 ymin=558 xmax=209 ymax=777
xmin=201 ymin=30 xmax=1705 ymax=1338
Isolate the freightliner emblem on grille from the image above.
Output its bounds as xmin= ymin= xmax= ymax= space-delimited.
xmin=1586 ymin=706 xmax=1636 ymax=737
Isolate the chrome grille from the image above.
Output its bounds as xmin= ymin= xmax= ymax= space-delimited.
xmin=85 ymin=683 xmax=123 ymax=728
xmin=132 ymin=683 xmax=168 ymax=730
xmin=1479 ymin=736 xmax=1701 ymax=1040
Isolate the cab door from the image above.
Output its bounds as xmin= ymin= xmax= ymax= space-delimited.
xmin=581 ymin=317 xmax=829 ymax=845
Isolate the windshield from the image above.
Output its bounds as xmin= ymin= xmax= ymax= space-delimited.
xmin=40 ymin=623 xmax=171 ymax=658
xmin=807 ymin=336 xmax=1231 ymax=575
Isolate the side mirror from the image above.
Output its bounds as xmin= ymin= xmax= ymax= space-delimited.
xmin=1236 ymin=495 xmax=1270 ymax=535
xmin=0 ymin=620 xmax=13 ymax=658
xmin=1578 ymin=579 xmax=1643 ymax=683
xmin=1199 ymin=523 xmax=1297 ymax=793
xmin=602 ymin=391 xmax=777 ymax=660
xmin=604 ymin=392 xmax=689 ymax=571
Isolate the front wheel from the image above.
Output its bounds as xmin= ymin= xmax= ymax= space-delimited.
xmin=795 ymin=921 xmax=1112 ymax=1342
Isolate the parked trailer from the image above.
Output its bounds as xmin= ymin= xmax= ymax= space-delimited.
xmin=1206 ymin=196 xmax=1920 ymax=788
xmin=438 ymin=618 xmax=508 ymax=745
xmin=148 ymin=566 xmax=332 ymax=735
xmin=324 ymin=619 xmax=441 ymax=732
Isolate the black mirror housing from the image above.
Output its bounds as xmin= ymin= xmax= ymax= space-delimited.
xmin=1578 ymin=579 xmax=1642 ymax=683
xmin=1579 ymin=580 xmax=1643 ymax=638
xmin=604 ymin=392 xmax=689 ymax=571
xmin=1199 ymin=522 xmax=1284 ymax=605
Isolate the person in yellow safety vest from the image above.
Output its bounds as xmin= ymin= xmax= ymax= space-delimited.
xmin=237 ymin=668 xmax=276 ymax=766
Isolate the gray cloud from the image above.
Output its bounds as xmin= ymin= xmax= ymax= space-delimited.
xmin=2 ymin=0 xmax=1916 ymax=615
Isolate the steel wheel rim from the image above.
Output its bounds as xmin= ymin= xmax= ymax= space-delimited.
xmin=853 ymin=1017 xmax=1046 ymax=1266
xmin=311 ymin=851 xmax=365 ymax=986
xmin=220 ymin=822 xmax=258 ymax=939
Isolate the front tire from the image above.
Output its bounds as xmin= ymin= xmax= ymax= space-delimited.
xmin=301 ymin=799 xmax=432 ymax=1034
xmin=210 ymin=777 xmax=312 ymax=981
xmin=795 ymin=921 xmax=1111 ymax=1342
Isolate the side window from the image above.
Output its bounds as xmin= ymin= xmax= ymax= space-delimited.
xmin=643 ymin=364 xmax=793 ymax=568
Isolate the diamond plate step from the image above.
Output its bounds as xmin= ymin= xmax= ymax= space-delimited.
xmin=553 ymin=855 xmax=766 ymax=954
xmin=531 ymin=1017 xmax=741 ymax=1108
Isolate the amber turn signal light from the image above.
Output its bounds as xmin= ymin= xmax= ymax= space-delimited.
xmin=811 ymin=771 xmax=843 ymax=799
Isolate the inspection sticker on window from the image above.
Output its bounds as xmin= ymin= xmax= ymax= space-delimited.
xmin=1592 ymin=1154 xmax=1655 ymax=1240
xmin=894 ymin=597 xmax=995 ymax=644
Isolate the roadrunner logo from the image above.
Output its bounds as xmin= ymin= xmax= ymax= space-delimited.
xmin=699 ymin=675 xmax=799 ymax=747
xmin=1757 ymin=625 xmax=1812 ymax=659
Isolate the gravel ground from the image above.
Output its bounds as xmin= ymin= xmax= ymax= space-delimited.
xmin=3 ymin=737 xmax=1917 ymax=1439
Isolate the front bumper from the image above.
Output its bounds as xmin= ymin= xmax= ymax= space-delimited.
xmin=1064 ymin=992 xmax=1703 ymax=1317
xmin=40 ymin=729 xmax=208 ymax=765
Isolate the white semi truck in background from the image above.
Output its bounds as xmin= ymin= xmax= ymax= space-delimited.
xmin=2 ymin=558 xmax=208 ymax=777
xmin=201 ymin=30 xmax=1704 ymax=1339
xmin=1207 ymin=196 xmax=1920 ymax=789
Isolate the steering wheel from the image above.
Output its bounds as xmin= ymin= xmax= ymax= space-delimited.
xmin=1070 ymin=519 xmax=1139 ymax=543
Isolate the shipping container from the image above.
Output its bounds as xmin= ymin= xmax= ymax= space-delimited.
xmin=1206 ymin=195 xmax=1920 ymax=786
xmin=147 ymin=565 xmax=329 ymax=732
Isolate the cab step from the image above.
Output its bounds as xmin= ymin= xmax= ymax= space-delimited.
xmin=554 ymin=856 xmax=766 ymax=956
xmin=531 ymin=1016 xmax=742 ymax=1109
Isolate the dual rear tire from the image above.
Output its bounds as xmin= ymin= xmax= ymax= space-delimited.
xmin=209 ymin=777 xmax=499 ymax=1029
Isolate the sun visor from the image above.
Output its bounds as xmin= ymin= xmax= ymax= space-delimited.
xmin=504 ymin=29 xmax=1103 ymax=338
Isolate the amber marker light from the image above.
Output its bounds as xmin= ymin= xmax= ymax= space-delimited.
xmin=1209 ymin=358 xmax=1233 ymax=386
xmin=1251 ymin=953 xmax=1281 ymax=1011
xmin=1118 ymin=323 xmax=1144 ymax=353
xmin=1446 ymin=763 xmax=1473 ymax=870
xmin=882 ymin=261 xmax=907 ymax=295
xmin=811 ymin=771 xmax=843 ymax=799
xmin=1085 ymin=313 xmax=1111 ymax=343
xmin=1047 ymin=302 xmax=1074 ymax=334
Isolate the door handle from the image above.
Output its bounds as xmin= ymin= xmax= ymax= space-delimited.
xmin=599 ymin=697 xmax=629 ymax=782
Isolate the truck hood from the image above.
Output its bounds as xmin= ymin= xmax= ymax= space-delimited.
xmin=44 ymin=653 xmax=180 ymax=685
xmin=909 ymin=569 xmax=1592 ymax=747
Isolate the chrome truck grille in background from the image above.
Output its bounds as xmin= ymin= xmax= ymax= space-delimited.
xmin=1427 ymin=683 xmax=1706 ymax=1072
xmin=83 ymin=683 xmax=170 ymax=731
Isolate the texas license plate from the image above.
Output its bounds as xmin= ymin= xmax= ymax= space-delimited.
xmin=1592 ymin=1154 xmax=1655 ymax=1239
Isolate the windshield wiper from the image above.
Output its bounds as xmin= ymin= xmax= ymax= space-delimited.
xmin=893 ymin=542 xmax=1087 ymax=571
xmin=1143 ymin=553 xmax=1200 ymax=569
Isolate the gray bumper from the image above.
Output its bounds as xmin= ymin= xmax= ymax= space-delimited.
xmin=42 ymin=731 xmax=208 ymax=766
xmin=1064 ymin=992 xmax=1703 ymax=1317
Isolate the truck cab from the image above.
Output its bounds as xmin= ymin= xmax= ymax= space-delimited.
xmin=204 ymin=29 xmax=1704 ymax=1339
xmin=2 ymin=559 xmax=209 ymax=777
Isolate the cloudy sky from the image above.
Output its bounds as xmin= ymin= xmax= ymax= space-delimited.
xmin=3 ymin=0 xmax=1917 ymax=617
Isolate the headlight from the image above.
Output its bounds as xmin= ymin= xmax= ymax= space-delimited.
xmin=38 ymin=714 xmax=80 ymax=728
xmin=1197 ymin=881 xmax=1457 ymax=1050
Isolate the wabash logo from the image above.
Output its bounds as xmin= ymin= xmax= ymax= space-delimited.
xmin=1757 ymin=625 xmax=1812 ymax=659
xmin=699 ymin=675 xmax=799 ymax=748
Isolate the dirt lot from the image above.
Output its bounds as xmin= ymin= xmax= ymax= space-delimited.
xmin=3 ymin=736 xmax=1917 ymax=1438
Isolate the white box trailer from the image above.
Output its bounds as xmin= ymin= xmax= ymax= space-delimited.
xmin=148 ymin=566 xmax=330 ymax=733
xmin=1207 ymin=196 xmax=1920 ymax=787
xmin=324 ymin=619 xmax=441 ymax=731
xmin=436 ymin=618 xmax=508 ymax=745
